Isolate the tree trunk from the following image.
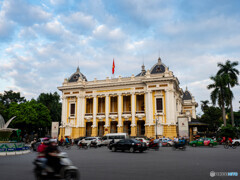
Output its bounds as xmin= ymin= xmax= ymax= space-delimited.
xmin=228 ymin=84 xmax=235 ymax=127
xmin=230 ymin=101 xmax=234 ymax=127
xmin=222 ymin=104 xmax=226 ymax=127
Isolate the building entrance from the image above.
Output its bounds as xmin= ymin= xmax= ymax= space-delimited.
xmin=110 ymin=121 xmax=117 ymax=133
xmin=98 ymin=122 xmax=105 ymax=137
xmin=123 ymin=121 xmax=131 ymax=136
xmin=86 ymin=122 xmax=92 ymax=137
xmin=137 ymin=120 xmax=145 ymax=136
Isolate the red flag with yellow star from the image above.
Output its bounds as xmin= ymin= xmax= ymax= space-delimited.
xmin=112 ymin=59 xmax=115 ymax=74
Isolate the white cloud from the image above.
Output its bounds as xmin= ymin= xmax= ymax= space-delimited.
xmin=93 ymin=25 xmax=126 ymax=41
xmin=1 ymin=0 xmax=51 ymax=26
xmin=61 ymin=12 xmax=97 ymax=33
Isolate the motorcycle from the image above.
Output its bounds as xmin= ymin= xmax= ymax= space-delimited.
xmin=89 ymin=141 xmax=98 ymax=148
xmin=33 ymin=152 xmax=79 ymax=180
xmin=78 ymin=142 xmax=88 ymax=150
xmin=172 ymin=142 xmax=186 ymax=151
xmin=148 ymin=142 xmax=159 ymax=151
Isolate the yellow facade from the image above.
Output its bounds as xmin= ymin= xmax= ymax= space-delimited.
xmin=58 ymin=58 xmax=197 ymax=140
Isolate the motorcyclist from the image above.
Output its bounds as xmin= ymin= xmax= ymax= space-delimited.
xmin=37 ymin=138 xmax=49 ymax=175
xmin=79 ymin=138 xmax=87 ymax=147
xmin=178 ymin=138 xmax=186 ymax=146
xmin=45 ymin=139 xmax=61 ymax=173
xmin=30 ymin=138 xmax=37 ymax=150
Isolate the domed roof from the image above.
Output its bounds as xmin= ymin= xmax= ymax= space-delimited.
xmin=150 ymin=57 xmax=166 ymax=74
xmin=183 ymin=88 xmax=192 ymax=100
xmin=136 ymin=64 xmax=146 ymax=77
xmin=68 ymin=67 xmax=87 ymax=82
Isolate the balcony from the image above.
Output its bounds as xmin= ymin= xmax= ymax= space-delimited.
xmin=135 ymin=111 xmax=145 ymax=119
xmin=109 ymin=112 xmax=118 ymax=120
xmin=85 ymin=113 xmax=93 ymax=121
xmin=97 ymin=113 xmax=105 ymax=120
xmin=122 ymin=112 xmax=131 ymax=120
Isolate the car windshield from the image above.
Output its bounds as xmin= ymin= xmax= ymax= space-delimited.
xmin=130 ymin=139 xmax=141 ymax=143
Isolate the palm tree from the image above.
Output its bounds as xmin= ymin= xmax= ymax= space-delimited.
xmin=207 ymin=75 xmax=229 ymax=126
xmin=200 ymin=100 xmax=209 ymax=112
xmin=217 ymin=60 xmax=239 ymax=126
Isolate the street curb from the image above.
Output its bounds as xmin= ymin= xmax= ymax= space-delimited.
xmin=0 ymin=150 xmax=30 ymax=156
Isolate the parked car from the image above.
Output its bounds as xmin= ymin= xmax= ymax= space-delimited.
xmin=232 ymin=139 xmax=240 ymax=146
xmin=189 ymin=138 xmax=217 ymax=147
xmin=74 ymin=137 xmax=86 ymax=145
xmin=135 ymin=137 xmax=149 ymax=146
xmin=159 ymin=138 xmax=174 ymax=147
xmin=101 ymin=133 xmax=129 ymax=146
xmin=109 ymin=139 xmax=147 ymax=153
xmin=78 ymin=137 xmax=102 ymax=147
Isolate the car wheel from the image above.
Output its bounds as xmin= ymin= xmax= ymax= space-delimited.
xmin=232 ymin=144 xmax=237 ymax=149
xmin=129 ymin=147 xmax=135 ymax=153
xmin=235 ymin=142 xmax=239 ymax=146
xmin=209 ymin=143 xmax=213 ymax=147
xmin=167 ymin=143 xmax=170 ymax=147
xmin=112 ymin=147 xmax=116 ymax=152
xmin=192 ymin=144 xmax=196 ymax=147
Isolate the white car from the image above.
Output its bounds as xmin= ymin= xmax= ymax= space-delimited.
xmin=159 ymin=138 xmax=174 ymax=146
xmin=101 ymin=133 xmax=129 ymax=146
xmin=232 ymin=139 xmax=240 ymax=146
xmin=78 ymin=137 xmax=102 ymax=146
xmin=135 ymin=138 xmax=149 ymax=146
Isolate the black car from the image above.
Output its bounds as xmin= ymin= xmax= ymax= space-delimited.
xmin=109 ymin=139 xmax=147 ymax=153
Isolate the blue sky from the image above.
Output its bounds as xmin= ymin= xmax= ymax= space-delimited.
xmin=0 ymin=0 xmax=240 ymax=114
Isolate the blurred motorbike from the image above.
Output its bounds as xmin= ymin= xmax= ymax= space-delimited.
xmin=172 ymin=142 xmax=186 ymax=151
xmin=148 ymin=142 xmax=159 ymax=151
xmin=33 ymin=152 xmax=79 ymax=180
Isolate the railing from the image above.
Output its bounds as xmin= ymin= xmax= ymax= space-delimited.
xmin=156 ymin=110 xmax=163 ymax=113
xmin=136 ymin=111 xmax=145 ymax=114
xmin=122 ymin=111 xmax=131 ymax=114
xmin=97 ymin=113 xmax=105 ymax=115
xmin=109 ymin=112 xmax=118 ymax=115
xmin=85 ymin=113 xmax=93 ymax=116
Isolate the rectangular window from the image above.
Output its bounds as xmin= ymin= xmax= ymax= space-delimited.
xmin=98 ymin=97 xmax=105 ymax=114
xmin=110 ymin=96 xmax=118 ymax=113
xmin=86 ymin=98 xmax=93 ymax=114
xmin=156 ymin=98 xmax=163 ymax=113
xmin=123 ymin=96 xmax=131 ymax=113
xmin=136 ymin=94 xmax=145 ymax=113
xmin=70 ymin=103 xmax=75 ymax=116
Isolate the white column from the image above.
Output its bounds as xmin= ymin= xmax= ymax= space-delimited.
xmin=63 ymin=97 xmax=68 ymax=125
xmin=80 ymin=96 xmax=85 ymax=127
xmin=76 ymin=96 xmax=81 ymax=126
xmin=93 ymin=95 xmax=97 ymax=127
xmin=61 ymin=97 xmax=65 ymax=125
xmin=145 ymin=92 xmax=149 ymax=124
xmin=166 ymin=90 xmax=175 ymax=124
xmin=118 ymin=93 xmax=122 ymax=126
xmin=166 ymin=90 xmax=170 ymax=124
xmin=131 ymin=93 xmax=136 ymax=126
xmin=148 ymin=91 xmax=153 ymax=124
xmin=105 ymin=95 xmax=109 ymax=127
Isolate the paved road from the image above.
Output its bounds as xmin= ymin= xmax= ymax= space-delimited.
xmin=0 ymin=145 xmax=239 ymax=180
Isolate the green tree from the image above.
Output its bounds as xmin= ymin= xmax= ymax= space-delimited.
xmin=37 ymin=92 xmax=62 ymax=123
xmin=0 ymin=90 xmax=26 ymax=106
xmin=207 ymin=75 xmax=229 ymax=126
xmin=200 ymin=100 xmax=210 ymax=112
xmin=200 ymin=101 xmax=222 ymax=132
xmin=6 ymin=100 xmax=51 ymax=134
xmin=217 ymin=60 xmax=239 ymax=126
